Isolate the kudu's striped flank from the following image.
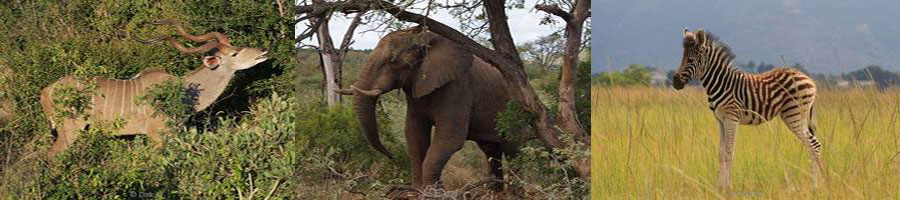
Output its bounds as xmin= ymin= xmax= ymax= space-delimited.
xmin=40 ymin=20 xmax=269 ymax=158
xmin=673 ymin=28 xmax=822 ymax=191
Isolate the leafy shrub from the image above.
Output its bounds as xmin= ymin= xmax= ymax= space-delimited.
xmin=136 ymin=78 xmax=194 ymax=127
xmin=41 ymin=119 xmax=177 ymax=199
xmin=23 ymin=93 xmax=297 ymax=199
xmin=167 ymin=93 xmax=296 ymax=199
xmin=495 ymin=100 xmax=536 ymax=143
xmin=504 ymin=140 xmax=590 ymax=199
xmin=494 ymin=100 xmax=589 ymax=199
xmin=294 ymin=97 xmax=410 ymax=198
xmin=592 ymin=64 xmax=653 ymax=86
xmin=49 ymin=79 xmax=99 ymax=121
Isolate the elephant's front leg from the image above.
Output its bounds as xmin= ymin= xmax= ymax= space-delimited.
xmin=404 ymin=114 xmax=433 ymax=188
xmin=421 ymin=115 xmax=469 ymax=189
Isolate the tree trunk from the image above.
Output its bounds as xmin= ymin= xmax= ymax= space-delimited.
xmin=314 ymin=15 xmax=343 ymax=106
xmin=555 ymin=0 xmax=590 ymax=145
xmin=552 ymin=0 xmax=592 ymax=178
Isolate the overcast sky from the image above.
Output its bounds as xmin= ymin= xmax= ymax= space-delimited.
xmin=296 ymin=0 xmax=561 ymax=50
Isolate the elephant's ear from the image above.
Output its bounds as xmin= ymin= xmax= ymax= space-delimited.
xmin=412 ymin=34 xmax=472 ymax=98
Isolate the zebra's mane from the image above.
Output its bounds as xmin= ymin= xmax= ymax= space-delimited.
xmin=702 ymin=31 xmax=736 ymax=63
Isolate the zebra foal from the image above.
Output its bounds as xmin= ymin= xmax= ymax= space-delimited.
xmin=672 ymin=28 xmax=823 ymax=191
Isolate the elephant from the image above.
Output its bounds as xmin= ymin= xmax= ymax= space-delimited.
xmin=335 ymin=27 xmax=517 ymax=191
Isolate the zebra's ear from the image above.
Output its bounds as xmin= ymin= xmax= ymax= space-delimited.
xmin=683 ymin=28 xmax=697 ymax=48
xmin=696 ymin=29 xmax=708 ymax=47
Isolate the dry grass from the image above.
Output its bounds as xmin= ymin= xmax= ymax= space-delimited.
xmin=591 ymin=86 xmax=900 ymax=199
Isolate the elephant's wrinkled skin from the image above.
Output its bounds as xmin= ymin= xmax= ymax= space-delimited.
xmin=339 ymin=27 xmax=517 ymax=190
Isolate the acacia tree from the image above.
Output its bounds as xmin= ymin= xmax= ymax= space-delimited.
xmin=298 ymin=0 xmax=367 ymax=106
xmin=297 ymin=0 xmax=591 ymax=179
xmin=519 ymin=32 xmax=564 ymax=72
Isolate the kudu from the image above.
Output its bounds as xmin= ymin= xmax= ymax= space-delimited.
xmin=40 ymin=20 xmax=268 ymax=158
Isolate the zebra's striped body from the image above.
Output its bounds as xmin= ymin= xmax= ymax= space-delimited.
xmin=673 ymin=28 xmax=823 ymax=191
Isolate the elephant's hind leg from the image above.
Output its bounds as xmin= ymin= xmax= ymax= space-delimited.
xmin=476 ymin=140 xmax=505 ymax=191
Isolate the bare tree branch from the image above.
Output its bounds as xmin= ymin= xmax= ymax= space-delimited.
xmin=339 ymin=10 xmax=367 ymax=52
xmin=298 ymin=44 xmax=320 ymax=50
xmin=296 ymin=19 xmax=325 ymax=43
xmin=297 ymin=0 xmax=517 ymax=69
xmin=534 ymin=4 xmax=572 ymax=22
xmin=276 ymin=0 xmax=285 ymax=17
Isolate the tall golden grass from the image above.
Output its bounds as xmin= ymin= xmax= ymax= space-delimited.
xmin=591 ymin=86 xmax=900 ymax=199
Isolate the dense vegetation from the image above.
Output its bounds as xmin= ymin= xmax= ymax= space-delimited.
xmin=0 ymin=1 xmax=295 ymax=198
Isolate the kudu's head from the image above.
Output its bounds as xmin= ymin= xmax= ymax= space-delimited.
xmin=136 ymin=19 xmax=268 ymax=71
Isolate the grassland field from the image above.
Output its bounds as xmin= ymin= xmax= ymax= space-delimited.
xmin=591 ymin=86 xmax=900 ymax=199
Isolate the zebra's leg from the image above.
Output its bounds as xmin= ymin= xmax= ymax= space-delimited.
xmin=808 ymin=104 xmax=824 ymax=187
xmin=807 ymin=117 xmax=824 ymax=187
xmin=716 ymin=116 xmax=739 ymax=192
xmin=781 ymin=105 xmax=823 ymax=188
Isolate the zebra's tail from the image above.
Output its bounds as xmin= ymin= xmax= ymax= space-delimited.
xmin=807 ymin=102 xmax=817 ymax=137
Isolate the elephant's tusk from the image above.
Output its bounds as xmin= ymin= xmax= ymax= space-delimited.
xmin=351 ymin=85 xmax=383 ymax=97
xmin=333 ymin=86 xmax=355 ymax=95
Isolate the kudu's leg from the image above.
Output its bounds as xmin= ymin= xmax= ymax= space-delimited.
xmin=146 ymin=118 xmax=166 ymax=149
xmin=48 ymin=119 xmax=81 ymax=158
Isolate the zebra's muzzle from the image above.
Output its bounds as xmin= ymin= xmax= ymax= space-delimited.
xmin=673 ymin=75 xmax=686 ymax=90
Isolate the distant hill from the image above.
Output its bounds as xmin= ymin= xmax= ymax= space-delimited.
xmin=593 ymin=0 xmax=900 ymax=74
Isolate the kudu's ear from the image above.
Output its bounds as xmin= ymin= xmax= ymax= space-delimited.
xmin=411 ymin=33 xmax=472 ymax=98
xmin=203 ymin=56 xmax=221 ymax=69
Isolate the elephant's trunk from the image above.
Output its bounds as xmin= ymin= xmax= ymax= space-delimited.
xmin=353 ymin=94 xmax=394 ymax=159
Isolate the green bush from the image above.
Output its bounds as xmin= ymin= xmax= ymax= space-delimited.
xmin=136 ymin=78 xmax=194 ymax=127
xmin=167 ymin=93 xmax=296 ymax=199
xmin=592 ymin=64 xmax=653 ymax=86
xmin=495 ymin=101 xmax=589 ymax=199
xmin=49 ymin=79 xmax=99 ymax=122
xmin=27 ymin=93 xmax=297 ymax=199
xmin=495 ymin=100 xmax=536 ymax=143
xmin=42 ymin=123 xmax=177 ymax=199
xmin=504 ymin=140 xmax=590 ymax=199
xmin=294 ymin=96 xmax=410 ymax=198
